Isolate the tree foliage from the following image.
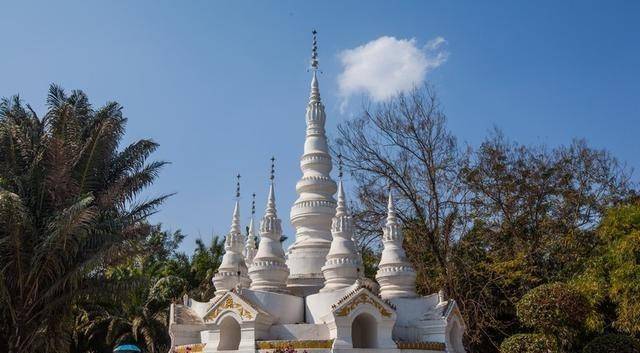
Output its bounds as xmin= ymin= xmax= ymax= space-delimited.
xmin=574 ymin=204 xmax=640 ymax=335
xmin=516 ymin=283 xmax=590 ymax=347
xmin=582 ymin=334 xmax=640 ymax=353
xmin=71 ymin=227 xmax=224 ymax=353
xmin=500 ymin=334 xmax=560 ymax=353
xmin=0 ymin=85 xmax=168 ymax=353
xmin=337 ymin=85 xmax=634 ymax=353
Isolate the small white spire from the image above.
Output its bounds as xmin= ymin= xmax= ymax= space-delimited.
xmin=376 ymin=187 xmax=417 ymax=300
xmin=213 ymin=175 xmax=251 ymax=294
xmin=244 ymin=193 xmax=258 ymax=268
xmin=266 ymin=182 xmax=276 ymax=217
xmin=249 ymin=157 xmax=290 ymax=293
xmin=321 ymin=159 xmax=361 ymax=292
xmin=229 ymin=199 xmax=241 ymax=243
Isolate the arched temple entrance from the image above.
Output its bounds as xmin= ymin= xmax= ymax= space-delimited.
xmin=217 ymin=316 xmax=241 ymax=351
xmin=351 ymin=313 xmax=378 ymax=348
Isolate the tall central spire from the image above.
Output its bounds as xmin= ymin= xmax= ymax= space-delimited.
xmin=287 ymin=30 xmax=338 ymax=296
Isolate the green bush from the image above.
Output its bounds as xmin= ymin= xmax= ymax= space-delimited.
xmin=500 ymin=334 xmax=559 ymax=353
xmin=583 ymin=334 xmax=640 ymax=353
xmin=516 ymin=282 xmax=590 ymax=343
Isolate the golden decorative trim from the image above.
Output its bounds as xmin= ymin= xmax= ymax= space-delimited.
xmin=256 ymin=340 xmax=334 ymax=349
xmin=396 ymin=341 xmax=446 ymax=351
xmin=205 ymin=295 xmax=253 ymax=321
xmin=335 ymin=292 xmax=392 ymax=317
xmin=173 ymin=343 xmax=204 ymax=353
xmin=332 ymin=285 xmax=397 ymax=311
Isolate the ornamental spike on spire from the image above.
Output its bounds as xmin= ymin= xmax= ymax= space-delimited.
xmin=250 ymin=157 xmax=290 ymax=293
xmin=335 ymin=154 xmax=346 ymax=218
xmin=386 ymin=185 xmax=398 ymax=227
xmin=266 ymin=157 xmax=277 ymax=217
xmin=229 ymin=174 xmax=242 ymax=243
xmin=310 ymin=29 xmax=319 ymax=71
xmin=244 ymin=193 xmax=258 ymax=268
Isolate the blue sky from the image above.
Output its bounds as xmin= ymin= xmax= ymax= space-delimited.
xmin=1 ymin=1 xmax=638 ymax=252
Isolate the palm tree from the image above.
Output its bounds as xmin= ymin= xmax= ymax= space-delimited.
xmin=190 ymin=235 xmax=225 ymax=300
xmin=0 ymin=85 xmax=168 ymax=353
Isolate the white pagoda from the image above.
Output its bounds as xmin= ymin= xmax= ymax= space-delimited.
xmin=168 ymin=31 xmax=466 ymax=353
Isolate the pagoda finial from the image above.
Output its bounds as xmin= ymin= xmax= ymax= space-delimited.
xmin=235 ymin=173 xmax=241 ymax=199
xmin=266 ymin=157 xmax=277 ymax=217
xmin=251 ymin=193 xmax=256 ymax=216
xmin=338 ymin=153 xmax=344 ymax=179
xmin=244 ymin=192 xmax=258 ymax=268
xmin=230 ymin=174 xmax=242 ymax=238
xmin=270 ymin=156 xmax=276 ymax=182
xmin=310 ymin=29 xmax=319 ymax=71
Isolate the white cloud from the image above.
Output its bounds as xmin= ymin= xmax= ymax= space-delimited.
xmin=337 ymin=36 xmax=449 ymax=107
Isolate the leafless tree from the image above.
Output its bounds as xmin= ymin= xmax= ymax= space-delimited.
xmin=335 ymin=85 xmax=469 ymax=295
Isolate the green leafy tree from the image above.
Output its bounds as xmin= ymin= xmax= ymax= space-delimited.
xmin=189 ymin=236 xmax=225 ymax=300
xmin=574 ymin=204 xmax=640 ymax=335
xmin=0 ymin=86 xmax=168 ymax=353
xmin=516 ymin=282 xmax=590 ymax=347
xmin=337 ymin=85 xmax=632 ymax=353
xmin=582 ymin=334 xmax=640 ymax=353
xmin=500 ymin=334 xmax=559 ymax=353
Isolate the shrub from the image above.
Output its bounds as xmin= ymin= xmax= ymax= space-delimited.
xmin=583 ymin=334 xmax=640 ymax=353
xmin=516 ymin=282 xmax=590 ymax=344
xmin=500 ymin=334 xmax=559 ymax=353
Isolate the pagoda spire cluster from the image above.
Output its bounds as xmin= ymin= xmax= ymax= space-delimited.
xmin=212 ymin=30 xmax=417 ymax=300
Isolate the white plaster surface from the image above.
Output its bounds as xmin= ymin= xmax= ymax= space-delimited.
xmin=268 ymin=324 xmax=330 ymax=340
xmin=242 ymin=289 xmax=304 ymax=324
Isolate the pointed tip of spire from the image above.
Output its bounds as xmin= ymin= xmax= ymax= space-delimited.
xmin=230 ymin=199 xmax=242 ymax=235
xmin=335 ymin=179 xmax=347 ymax=216
xmin=386 ymin=188 xmax=397 ymax=225
xmin=265 ymin=181 xmax=277 ymax=217
xmin=268 ymin=182 xmax=276 ymax=202
xmin=247 ymin=217 xmax=256 ymax=236
xmin=233 ymin=199 xmax=240 ymax=217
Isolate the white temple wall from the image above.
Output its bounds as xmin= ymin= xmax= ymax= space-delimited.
xmin=390 ymin=296 xmax=439 ymax=326
xmin=184 ymin=298 xmax=214 ymax=318
xmin=170 ymin=324 xmax=205 ymax=346
xmin=242 ymin=289 xmax=304 ymax=324
xmin=305 ymin=288 xmax=351 ymax=323
xmin=268 ymin=323 xmax=330 ymax=340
